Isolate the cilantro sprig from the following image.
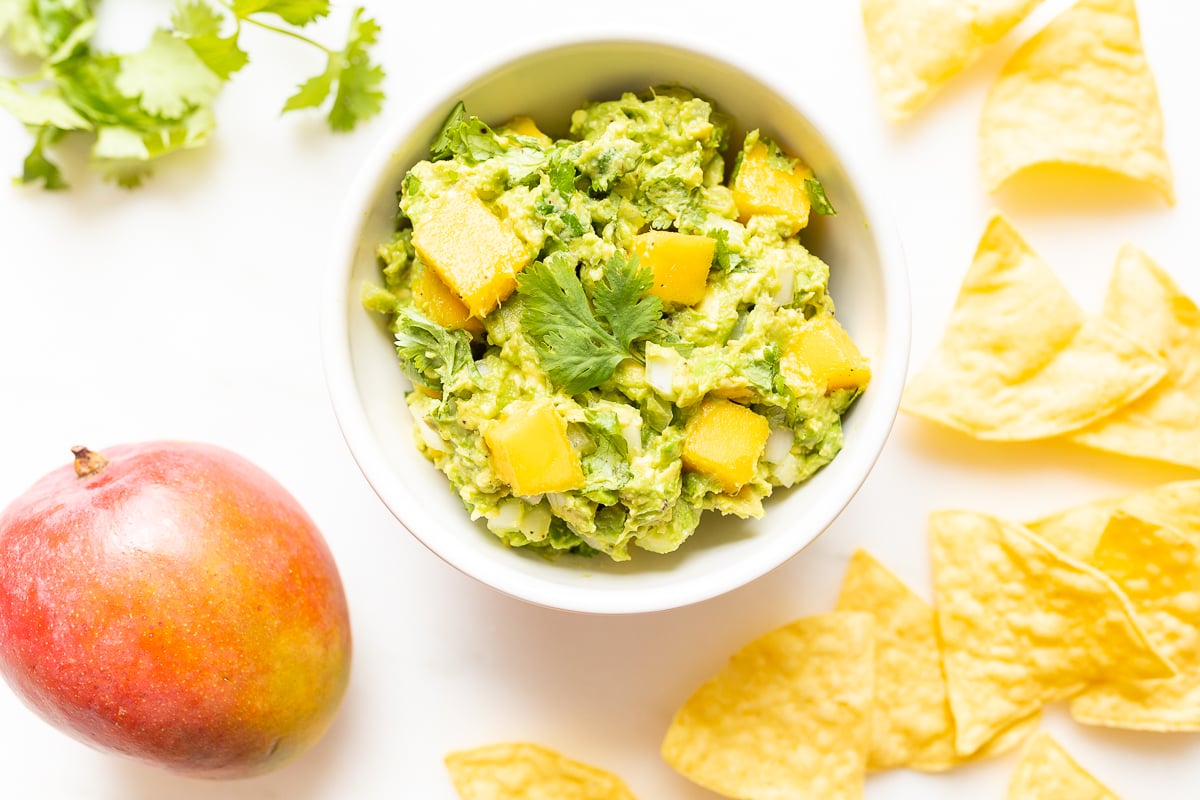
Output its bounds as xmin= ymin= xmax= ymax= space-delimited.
xmin=517 ymin=252 xmax=664 ymax=395
xmin=0 ymin=0 xmax=385 ymax=188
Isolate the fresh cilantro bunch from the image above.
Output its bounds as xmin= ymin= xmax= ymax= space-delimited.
xmin=0 ymin=0 xmax=385 ymax=188
xmin=517 ymin=251 xmax=664 ymax=395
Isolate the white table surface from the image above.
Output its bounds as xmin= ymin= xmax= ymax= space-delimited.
xmin=2 ymin=1 xmax=1198 ymax=797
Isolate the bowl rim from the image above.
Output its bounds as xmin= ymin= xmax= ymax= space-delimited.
xmin=322 ymin=33 xmax=911 ymax=615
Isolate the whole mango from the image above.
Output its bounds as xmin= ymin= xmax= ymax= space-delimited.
xmin=0 ymin=442 xmax=351 ymax=778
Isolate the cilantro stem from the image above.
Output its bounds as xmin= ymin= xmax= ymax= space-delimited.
xmin=216 ymin=1 xmax=334 ymax=54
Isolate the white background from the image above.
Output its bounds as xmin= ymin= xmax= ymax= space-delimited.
xmin=2 ymin=0 xmax=1199 ymax=797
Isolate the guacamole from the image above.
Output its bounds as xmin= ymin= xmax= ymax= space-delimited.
xmin=364 ymin=87 xmax=868 ymax=561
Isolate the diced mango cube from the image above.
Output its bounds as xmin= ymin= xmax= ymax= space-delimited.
xmin=631 ymin=230 xmax=716 ymax=306
xmin=411 ymin=189 xmax=531 ymax=318
xmin=501 ymin=115 xmax=552 ymax=146
xmin=483 ymin=400 xmax=584 ymax=496
xmin=413 ymin=264 xmax=484 ymax=335
xmin=732 ymin=136 xmax=813 ymax=234
xmin=682 ymin=397 xmax=770 ymax=493
xmin=782 ymin=315 xmax=871 ymax=393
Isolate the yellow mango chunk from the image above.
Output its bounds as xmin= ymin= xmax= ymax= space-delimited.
xmin=732 ymin=136 xmax=813 ymax=234
xmin=483 ymin=400 xmax=584 ymax=496
xmin=783 ymin=315 xmax=871 ymax=393
xmin=411 ymin=189 xmax=531 ymax=318
xmin=631 ymin=230 xmax=716 ymax=306
xmin=501 ymin=115 xmax=552 ymax=146
xmin=413 ymin=265 xmax=484 ymax=335
xmin=682 ymin=397 xmax=770 ymax=493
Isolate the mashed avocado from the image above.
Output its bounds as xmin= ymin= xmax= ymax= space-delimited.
xmin=364 ymin=87 xmax=868 ymax=561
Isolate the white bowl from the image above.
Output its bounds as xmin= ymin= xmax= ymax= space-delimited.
xmin=323 ymin=37 xmax=910 ymax=615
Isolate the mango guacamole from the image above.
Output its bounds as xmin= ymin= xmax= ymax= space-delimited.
xmin=363 ymin=87 xmax=869 ymax=561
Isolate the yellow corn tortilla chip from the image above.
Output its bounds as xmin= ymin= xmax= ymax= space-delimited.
xmin=862 ymin=0 xmax=1045 ymax=122
xmin=979 ymin=0 xmax=1174 ymax=204
xmin=835 ymin=549 xmax=1036 ymax=772
xmin=1066 ymin=246 xmax=1200 ymax=469
xmin=902 ymin=216 xmax=1166 ymax=440
xmin=1027 ymin=479 xmax=1200 ymax=560
xmin=1006 ymin=732 xmax=1120 ymax=800
xmin=445 ymin=742 xmax=637 ymax=800
xmin=1070 ymin=513 xmax=1200 ymax=731
xmin=661 ymin=611 xmax=873 ymax=800
xmin=929 ymin=510 xmax=1173 ymax=756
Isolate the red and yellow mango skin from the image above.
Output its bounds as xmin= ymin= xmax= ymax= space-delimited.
xmin=0 ymin=441 xmax=351 ymax=778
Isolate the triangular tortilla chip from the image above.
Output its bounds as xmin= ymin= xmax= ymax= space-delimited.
xmin=835 ymin=549 xmax=1036 ymax=772
xmin=980 ymin=0 xmax=1174 ymax=203
xmin=1028 ymin=480 xmax=1200 ymax=560
xmin=661 ymin=612 xmax=873 ymax=800
xmin=929 ymin=510 xmax=1173 ymax=756
xmin=862 ymin=0 xmax=1045 ymax=121
xmin=902 ymin=216 xmax=1167 ymax=440
xmin=1006 ymin=732 xmax=1120 ymax=800
xmin=1066 ymin=246 xmax=1200 ymax=469
xmin=445 ymin=742 xmax=637 ymax=800
xmin=1070 ymin=513 xmax=1200 ymax=731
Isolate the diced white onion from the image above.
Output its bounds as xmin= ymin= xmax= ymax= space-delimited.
xmin=620 ymin=421 xmax=642 ymax=455
xmin=519 ymin=504 xmax=551 ymax=539
xmin=764 ymin=427 xmax=795 ymax=464
xmin=476 ymin=361 xmax=491 ymax=377
xmin=773 ymin=264 xmax=795 ymax=307
xmin=546 ymin=492 xmax=570 ymax=516
xmin=567 ymin=425 xmax=589 ymax=450
xmin=610 ymin=403 xmax=643 ymax=455
xmin=644 ymin=343 xmax=677 ymax=398
xmin=415 ymin=417 xmax=447 ymax=452
xmin=490 ymin=500 xmax=523 ymax=531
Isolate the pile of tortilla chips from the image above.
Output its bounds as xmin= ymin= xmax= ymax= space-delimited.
xmin=902 ymin=214 xmax=1200 ymax=471
xmin=863 ymin=0 xmax=1174 ymax=202
xmin=660 ymin=481 xmax=1200 ymax=796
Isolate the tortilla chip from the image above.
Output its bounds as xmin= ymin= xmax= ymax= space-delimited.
xmin=445 ymin=742 xmax=637 ymax=800
xmin=929 ymin=510 xmax=1173 ymax=756
xmin=1028 ymin=480 xmax=1200 ymax=560
xmin=862 ymin=0 xmax=1045 ymax=121
xmin=1070 ymin=513 xmax=1200 ymax=731
xmin=1006 ymin=732 xmax=1120 ymax=800
xmin=902 ymin=216 xmax=1166 ymax=440
xmin=661 ymin=612 xmax=873 ymax=800
xmin=979 ymin=0 xmax=1174 ymax=204
xmin=1066 ymin=246 xmax=1200 ymax=469
xmin=835 ymin=549 xmax=1036 ymax=771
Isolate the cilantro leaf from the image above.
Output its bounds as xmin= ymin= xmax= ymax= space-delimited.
xmin=517 ymin=256 xmax=628 ymax=395
xmin=0 ymin=79 xmax=91 ymax=128
xmin=281 ymin=64 xmax=333 ymax=111
xmin=172 ymin=1 xmax=248 ymax=80
xmin=326 ymin=8 xmax=383 ymax=131
xmin=591 ymin=252 xmax=662 ymax=350
xmin=232 ymin=0 xmax=329 ymax=27
xmin=430 ymin=100 xmax=505 ymax=163
xmin=31 ymin=0 xmax=95 ymax=57
xmin=282 ymin=7 xmax=384 ymax=131
xmin=392 ymin=306 xmax=476 ymax=391
xmin=548 ymin=158 xmax=576 ymax=196
xmin=115 ymin=28 xmax=222 ymax=119
xmin=90 ymin=106 xmax=214 ymax=187
xmin=1 ymin=0 xmax=386 ymax=188
xmin=805 ymin=177 xmax=836 ymax=215
xmin=56 ymin=53 xmax=162 ymax=128
xmin=706 ymin=228 xmax=743 ymax=273
xmin=17 ymin=124 xmax=67 ymax=188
